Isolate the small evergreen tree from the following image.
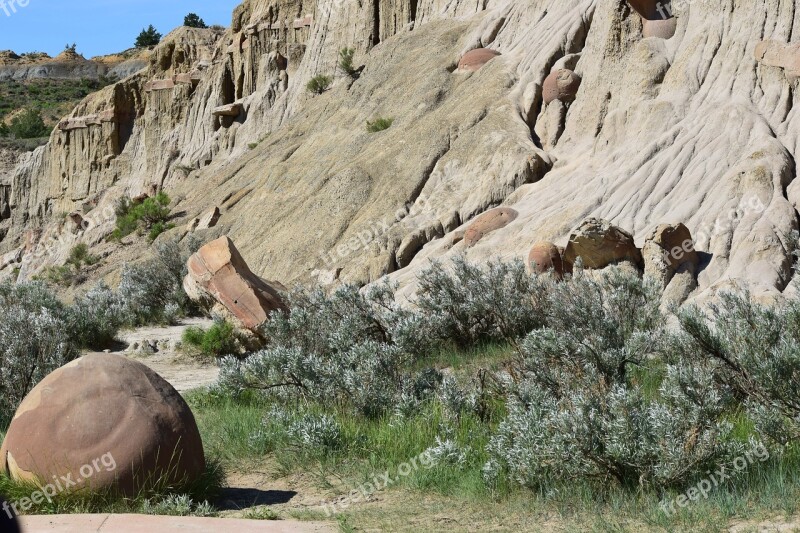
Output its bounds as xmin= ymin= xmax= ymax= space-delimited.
xmin=10 ymin=109 xmax=49 ymax=139
xmin=0 ymin=122 xmax=9 ymax=137
xmin=135 ymin=25 xmax=162 ymax=48
xmin=184 ymin=13 xmax=207 ymax=29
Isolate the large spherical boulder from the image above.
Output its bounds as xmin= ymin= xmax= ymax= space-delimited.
xmin=464 ymin=207 xmax=518 ymax=247
xmin=543 ymin=69 xmax=582 ymax=105
xmin=527 ymin=241 xmax=565 ymax=278
xmin=643 ymin=17 xmax=677 ymax=39
xmin=627 ymin=0 xmax=665 ymax=20
xmin=458 ymin=49 xmax=501 ymax=72
xmin=0 ymin=354 xmax=205 ymax=496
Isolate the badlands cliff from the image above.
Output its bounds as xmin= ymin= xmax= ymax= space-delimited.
xmin=1 ymin=0 xmax=798 ymax=303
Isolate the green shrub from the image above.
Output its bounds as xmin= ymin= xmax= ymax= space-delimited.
xmin=111 ymin=192 xmax=172 ymax=241
xmin=366 ymin=117 xmax=394 ymax=133
xmin=338 ymin=47 xmax=357 ymax=77
xmin=0 ymin=122 xmax=9 ymax=136
xmin=67 ymin=283 xmax=126 ymax=350
xmin=306 ymin=75 xmax=333 ymax=95
xmin=9 ymin=108 xmax=49 ymax=139
xmin=415 ymin=256 xmax=548 ymax=348
xmin=183 ymin=320 xmax=240 ymax=358
xmin=66 ymin=243 xmax=99 ymax=268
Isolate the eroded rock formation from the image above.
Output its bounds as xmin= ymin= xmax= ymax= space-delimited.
xmin=0 ymin=0 xmax=798 ymax=307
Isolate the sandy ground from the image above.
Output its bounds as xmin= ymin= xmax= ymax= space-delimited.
xmin=90 ymin=317 xmax=220 ymax=392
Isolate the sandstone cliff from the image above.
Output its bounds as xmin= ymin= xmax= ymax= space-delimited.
xmin=2 ymin=0 xmax=799 ymax=304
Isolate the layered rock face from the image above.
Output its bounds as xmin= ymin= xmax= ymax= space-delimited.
xmin=1 ymin=0 xmax=799 ymax=305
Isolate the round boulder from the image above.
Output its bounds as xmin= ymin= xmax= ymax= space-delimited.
xmin=527 ymin=241 xmax=564 ymax=278
xmin=458 ymin=49 xmax=501 ymax=72
xmin=0 ymin=354 xmax=205 ymax=496
xmin=464 ymin=207 xmax=518 ymax=247
xmin=543 ymin=69 xmax=582 ymax=105
xmin=643 ymin=17 xmax=677 ymax=39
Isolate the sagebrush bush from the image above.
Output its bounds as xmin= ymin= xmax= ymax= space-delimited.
xmin=673 ymin=292 xmax=800 ymax=446
xmin=118 ymin=238 xmax=199 ymax=325
xmin=415 ymin=256 xmax=548 ymax=348
xmin=67 ymin=282 xmax=127 ymax=349
xmin=218 ymin=282 xmax=431 ymax=417
xmin=0 ymin=282 xmax=78 ymax=422
xmin=484 ymin=267 xmax=743 ymax=490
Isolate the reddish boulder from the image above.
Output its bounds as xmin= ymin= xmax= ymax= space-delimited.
xmin=463 ymin=208 xmax=518 ymax=247
xmin=543 ymin=69 xmax=582 ymax=105
xmin=0 ymin=354 xmax=205 ymax=496
xmin=183 ymin=236 xmax=286 ymax=330
xmin=458 ymin=49 xmax=501 ymax=72
xmin=563 ymin=218 xmax=643 ymax=270
xmin=527 ymin=241 xmax=564 ymax=278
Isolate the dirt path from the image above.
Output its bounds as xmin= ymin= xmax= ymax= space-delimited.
xmin=90 ymin=318 xmax=220 ymax=392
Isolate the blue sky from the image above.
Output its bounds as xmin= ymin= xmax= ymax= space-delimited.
xmin=0 ymin=0 xmax=241 ymax=58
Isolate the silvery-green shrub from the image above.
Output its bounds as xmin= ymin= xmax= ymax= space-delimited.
xmin=414 ymin=256 xmax=548 ymax=348
xmin=675 ymin=291 xmax=800 ymax=446
xmin=67 ymin=282 xmax=127 ymax=349
xmin=484 ymin=267 xmax=742 ymax=490
xmin=0 ymin=282 xmax=78 ymax=422
xmin=117 ymin=238 xmax=198 ymax=325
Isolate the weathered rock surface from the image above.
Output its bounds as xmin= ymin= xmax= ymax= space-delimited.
xmin=0 ymin=354 xmax=205 ymax=495
xmin=564 ymin=218 xmax=642 ymax=270
xmin=184 ymin=236 xmax=286 ymax=331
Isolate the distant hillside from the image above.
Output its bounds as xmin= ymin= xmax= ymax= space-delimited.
xmin=0 ymin=48 xmax=149 ymax=82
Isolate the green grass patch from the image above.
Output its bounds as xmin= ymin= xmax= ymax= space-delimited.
xmin=182 ymin=320 xmax=241 ymax=359
xmin=366 ymin=117 xmax=394 ymax=133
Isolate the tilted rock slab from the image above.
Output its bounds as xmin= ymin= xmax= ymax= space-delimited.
xmin=0 ymin=354 xmax=205 ymax=496
xmin=184 ymin=236 xmax=287 ymax=331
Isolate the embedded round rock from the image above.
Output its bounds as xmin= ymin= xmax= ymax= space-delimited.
xmin=563 ymin=218 xmax=643 ymax=270
xmin=458 ymin=48 xmax=501 ymax=72
xmin=464 ymin=207 xmax=518 ymax=247
xmin=643 ymin=17 xmax=677 ymax=39
xmin=527 ymin=241 xmax=564 ymax=278
xmin=0 ymin=354 xmax=205 ymax=495
xmin=543 ymin=69 xmax=582 ymax=105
